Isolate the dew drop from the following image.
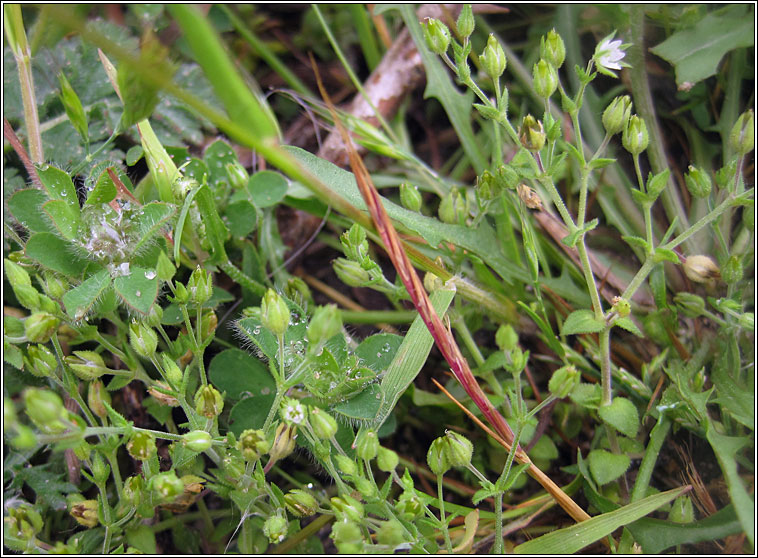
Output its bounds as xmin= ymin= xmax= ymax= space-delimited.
xmin=144 ymin=270 xmax=156 ymax=280
xmin=135 ymin=290 xmax=141 ymax=297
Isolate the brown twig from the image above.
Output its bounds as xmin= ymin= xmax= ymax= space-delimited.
xmin=4 ymin=118 xmax=43 ymax=189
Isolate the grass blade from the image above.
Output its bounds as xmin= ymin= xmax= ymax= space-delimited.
xmin=514 ymin=486 xmax=691 ymax=554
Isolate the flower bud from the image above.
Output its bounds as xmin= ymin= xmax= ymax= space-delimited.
xmin=307 ymin=304 xmax=342 ymax=345
xmin=377 ymin=446 xmax=399 ymax=472
xmin=171 ymin=281 xmax=189 ymax=304
xmin=519 ymin=115 xmax=546 ymax=152
xmin=427 ymin=437 xmax=450 ymax=475
xmin=23 ymin=388 xmax=68 ymax=433
xmin=156 ymin=251 xmax=176 ymax=282
xmin=424 ymin=18 xmax=450 ymax=55
xmin=399 ymin=182 xmax=422 ymax=212
xmin=668 ymin=494 xmax=694 ymax=524
xmin=722 ymin=255 xmax=743 ymax=285
xmin=90 ymin=453 xmax=110 ymax=485
xmin=37 ymin=294 xmax=58 ymax=315
xmin=269 ymin=422 xmax=297 ymax=462
xmin=5 ymin=503 xmax=43 ymax=549
xmin=330 ymin=494 xmax=365 ymax=522
xmin=263 ymin=512 xmax=289 ymax=543
xmin=24 ymin=344 xmax=58 ymax=378
xmin=4 ymin=397 xmax=17 ymax=430
xmin=334 ymin=454 xmax=358 ymax=476
xmin=4 ymin=258 xmax=32 ymax=289
xmin=456 ymin=4 xmax=475 ymax=39
xmin=729 ymin=109 xmax=754 ymax=156
xmin=69 ymin=499 xmax=98 ymax=528
xmin=284 ymin=488 xmax=320 ymax=517
xmin=443 ymin=430 xmax=473 ymax=468
xmin=476 ymin=170 xmax=498 ymax=202
xmin=144 ymin=303 xmax=163 ymax=328
xmin=480 ymin=34 xmax=506 ymax=80
xmin=65 ymin=350 xmax=109 ymax=381
xmin=151 ymin=470 xmax=184 ymax=501
xmin=673 ymin=292 xmax=706 ymax=318
xmin=622 ymin=115 xmax=649 ymax=156
xmin=354 ymin=429 xmax=379 ymax=461
xmin=41 ymin=271 xmax=69 ymax=300
xmin=123 ymin=475 xmax=145 ymax=506
xmin=236 ymin=428 xmax=270 ymax=461
xmin=308 ymin=406 xmax=338 ymax=440
xmin=683 ymin=255 xmax=720 ymax=284
xmin=495 ymin=324 xmax=518 ymax=351
xmin=129 ymin=322 xmax=158 ymax=359
xmin=13 ymin=285 xmax=41 ymax=312
xmin=261 ymin=289 xmax=290 ymax=337
xmin=127 ymin=430 xmax=157 ymax=461
xmin=187 ymin=266 xmax=213 ymax=306
xmin=738 ymin=312 xmax=754 ymax=330
xmin=161 ymin=353 xmax=184 ymax=389
xmin=333 ymin=258 xmax=370 ymax=287
xmin=87 ymin=380 xmax=111 ymax=418
xmin=200 ymin=309 xmax=218 ymax=338
xmin=194 ymin=385 xmax=224 ymax=419
xmin=684 ymin=165 xmax=712 ymax=199
xmin=438 ymin=187 xmax=467 ymax=224
xmin=24 ymin=312 xmax=59 ymax=344
xmin=183 ymin=430 xmax=213 ymax=452
xmin=331 ymin=519 xmax=363 ymax=554
xmin=376 ymin=519 xmax=406 ymax=547
xmin=533 ymin=59 xmax=558 ymax=99
xmin=284 ymin=276 xmax=313 ymax=306
xmin=540 ymin=29 xmax=565 ymax=68
xmin=611 ymin=296 xmax=631 ymax=318
xmin=352 ymin=476 xmax=377 ymax=499
xmin=602 ymin=95 xmax=632 ymax=136
xmin=10 ymin=425 xmax=37 ymax=449
xmin=548 ymin=364 xmax=580 ymax=398
xmin=395 ymin=491 xmax=423 ymax=520
xmin=225 ymin=162 xmax=249 ymax=190
xmin=148 ymin=381 xmax=180 ymax=407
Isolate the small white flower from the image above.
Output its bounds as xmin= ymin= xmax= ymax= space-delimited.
xmin=593 ymin=32 xmax=629 ymax=77
xmin=281 ymin=398 xmax=305 ymax=424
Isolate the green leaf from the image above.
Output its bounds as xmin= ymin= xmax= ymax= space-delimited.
xmin=132 ymin=202 xmax=175 ymax=255
xmin=711 ymin=342 xmax=754 ymax=428
xmin=8 ymin=189 xmax=54 ymax=233
xmin=25 ymin=232 xmax=89 ymax=278
xmin=560 ymin=219 xmax=598 ymax=248
xmin=42 ymin=199 xmax=82 ymax=240
xmin=621 ymin=235 xmax=650 ymax=251
xmin=650 ymin=5 xmax=754 ymax=88
xmin=126 ymin=524 xmax=158 ymax=555
xmin=646 ymin=169 xmax=670 ymax=201
xmin=248 ymin=170 xmax=288 ymax=208
xmin=514 ymin=487 xmax=688 ymax=554
xmin=588 ymin=449 xmax=630 ymax=486
xmin=63 ymin=269 xmax=112 ymax=319
xmin=7 ymin=462 xmax=78 ymax=512
xmin=587 ymin=157 xmax=616 ymax=170
xmin=630 ymin=188 xmax=653 ymax=206
xmin=224 ymin=200 xmax=257 ymax=238
xmin=203 ymin=139 xmax=238 ymax=186
xmin=85 ymin=168 xmax=118 ymax=206
xmin=353 ymin=333 xmax=403 ymax=373
xmin=598 ymin=397 xmax=640 ymax=438
xmin=614 ymin=317 xmax=644 ymax=337
xmin=113 ymin=266 xmax=158 ymax=315
xmin=208 ymin=349 xmax=274 ymax=400
xmin=126 ymin=145 xmax=144 ymax=166
xmin=628 ymin=504 xmax=742 ymax=554
xmin=472 ymin=103 xmax=504 ymax=122
xmin=228 ymin=396 xmax=276 ymax=436
xmin=561 ymin=309 xmax=605 ymax=336
xmin=284 ymin=146 xmax=530 ymax=285
xmin=58 ymin=71 xmax=88 ymax=142
xmin=653 ymin=247 xmax=680 ymax=264
xmin=705 ymin=422 xmax=754 ymax=546
xmin=35 ymin=164 xmax=79 ymax=211
xmin=517 ymin=301 xmax=564 ymax=358
xmin=371 ymin=287 xmax=456 ymax=428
